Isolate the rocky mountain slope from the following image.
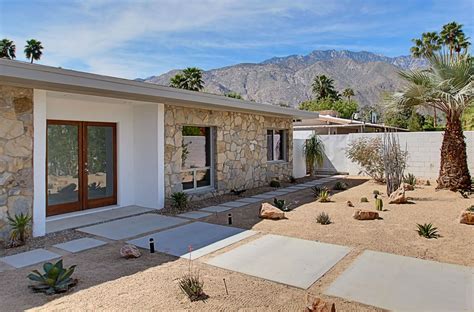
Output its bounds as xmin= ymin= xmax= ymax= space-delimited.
xmin=141 ymin=50 xmax=426 ymax=107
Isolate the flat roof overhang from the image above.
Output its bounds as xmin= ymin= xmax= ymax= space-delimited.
xmin=0 ymin=59 xmax=318 ymax=119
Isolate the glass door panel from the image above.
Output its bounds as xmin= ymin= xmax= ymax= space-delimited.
xmin=85 ymin=123 xmax=117 ymax=208
xmin=47 ymin=122 xmax=81 ymax=215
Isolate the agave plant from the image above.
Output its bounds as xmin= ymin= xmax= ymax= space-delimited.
xmin=466 ymin=205 xmax=474 ymax=212
xmin=179 ymin=272 xmax=207 ymax=301
xmin=27 ymin=259 xmax=77 ymax=295
xmin=360 ymin=197 xmax=369 ymax=203
xmin=311 ymin=186 xmax=328 ymax=199
xmin=416 ymin=223 xmax=440 ymax=239
xmin=319 ymin=190 xmax=331 ymax=203
xmin=170 ymin=192 xmax=189 ymax=212
xmin=403 ymin=173 xmax=417 ymax=186
xmin=273 ymin=198 xmax=291 ymax=212
xmin=316 ymin=212 xmax=331 ymax=225
xmin=333 ymin=181 xmax=348 ymax=191
xmin=7 ymin=212 xmax=32 ymax=245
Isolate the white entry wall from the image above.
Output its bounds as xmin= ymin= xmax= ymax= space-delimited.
xmin=33 ymin=90 xmax=165 ymax=236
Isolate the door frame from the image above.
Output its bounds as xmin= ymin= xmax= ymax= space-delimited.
xmin=46 ymin=120 xmax=117 ymax=216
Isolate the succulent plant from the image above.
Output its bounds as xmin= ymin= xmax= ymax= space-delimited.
xmin=375 ymin=198 xmax=383 ymax=211
xmin=416 ymin=223 xmax=440 ymax=239
xmin=333 ymin=181 xmax=348 ymax=191
xmin=273 ymin=198 xmax=291 ymax=212
xmin=179 ymin=272 xmax=207 ymax=301
xmin=373 ymin=190 xmax=380 ymax=196
xmin=7 ymin=212 xmax=32 ymax=245
xmin=270 ymin=180 xmax=281 ymax=188
xmin=360 ymin=197 xmax=369 ymax=203
xmin=316 ymin=212 xmax=331 ymax=225
xmin=466 ymin=205 xmax=474 ymax=212
xmin=403 ymin=173 xmax=417 ymax=186
xmin=319 ymin=190 xmax=331 ymax=203
xmin=27 ymin=259 xmax=77 ymax=295
xmin=171 ymin=192 xmax=189 ymax=212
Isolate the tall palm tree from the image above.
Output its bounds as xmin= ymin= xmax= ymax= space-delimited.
xmin=342 ymin=88 xmax=355 ymax=102
xmin=169 ymin=67 xmax=204 ymax=91
xmin=393 ymin=53 xmax=473 ymax=190
xmin=454 ymin=33 xmax=471 ymax=57
xmin=410 ymin=32 xmax=441 ymax=58
xmin=303 ymin=134 xmax=325 ymax=176
xmin=0 ymin=39 xmax=16 ymax=59
xmin=24 ymin=39 xmax=43 ymax=63
xmin=312 ymin=75 xmax=338 ymax=100
xmin=440 ymin=22 xmax=463 ymax=60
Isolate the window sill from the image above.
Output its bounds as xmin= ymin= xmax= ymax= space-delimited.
xmin=183 ymin=185 xmax=216 ymax=194
xmin=267 ymin=160 xmax=288 ymax=164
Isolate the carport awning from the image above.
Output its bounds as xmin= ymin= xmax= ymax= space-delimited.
xmin=0 ymin=59 xmax=318 ymax=119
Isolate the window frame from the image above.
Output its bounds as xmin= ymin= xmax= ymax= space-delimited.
xmin=266 ymin=129 xmax=288 ymax=162
xmin=181 ymin=126 xmax=215 ymax=193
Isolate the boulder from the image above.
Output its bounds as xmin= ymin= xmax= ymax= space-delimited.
xmin=304 ymin=298 xmax=336 ymax=312
xmin=346 ymin=200 xmax=354 ymax=207
xmin=460 ymin=211 xmax=474 ymax=225
xmin=352 ymin=209 xmax=379 ymax=220
xmin=259 ymin=203 xmax=285 ymax=220
xmin=120 ymin=244 xmax=141 ymax=259
xmin=389 ymin=185 xmax=407 ymax=204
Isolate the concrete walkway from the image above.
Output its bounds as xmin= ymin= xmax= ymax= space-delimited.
xmin=325 ymin=250 xmax=474 ymax=311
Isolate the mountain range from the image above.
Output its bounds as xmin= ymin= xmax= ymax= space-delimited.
xmin=140 ymin=50 xmax=427 ymax=108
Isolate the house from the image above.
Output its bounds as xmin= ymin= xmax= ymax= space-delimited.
xmin=0 ymin=59 xmax=317 ymax=238
xmin=294 ymin=112 xmax=407 ymax=135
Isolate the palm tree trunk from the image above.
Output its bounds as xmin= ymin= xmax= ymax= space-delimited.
xmin=437 ymin=116 xmax=471 ymax=190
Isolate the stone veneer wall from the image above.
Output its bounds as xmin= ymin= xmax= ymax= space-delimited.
xmin=0 ymin=86 xmax=34 ymax=241
xmin=165 ymin=105 xmax=293 ymax=198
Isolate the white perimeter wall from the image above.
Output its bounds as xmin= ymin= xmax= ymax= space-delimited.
xmin=293 ymin=131 xmax=474 ymax=179
xmin=33 ymin=90 xmax=164 ymax=236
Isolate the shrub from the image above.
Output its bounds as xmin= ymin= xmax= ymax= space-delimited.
xmin=270 ymin=180 xmax=281 ymax=188
xmin=319 ymin=190 xmax=331 ymax=203
xmin=27 ymin=259 xmax=77 ymax=295
xmin=289 ymin=176 xmax=296 ymax=183
xmin=346 ymin=137 xmax=385 ymax=183
xmin=7 ymin=212 xmax=32 ymax=245
xmin=171 ymin=192 xmax=189 ymax=212
xmin=403 ymin=173 xmax=417 ymax=186
xmin=373 ymin=190 xmax=380 ymax=195
xmin=360 ymin=197 xmax=369 ymax=203
xmin=333 ymin=181 xmax=348 ymax=191
xmin=382 ymin=133 xmax=408 ymax=195
xmin=304 ymin=134 xmax=325 ymax=176
xmin=425 ymin=180 xmax=431 ymax=186
xmin=416 ymin=223 xmax=440 ymax=239
xmin=316 ymin=212 xmax=331 ymax=225
xmin=273 ymin=198 xmax=291 ymax=212
xmin=467 ymin=205 xmax=474 ymax=212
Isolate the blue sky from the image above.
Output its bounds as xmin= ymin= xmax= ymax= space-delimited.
xmin=1 ymin=0 xmax=472 ymax=79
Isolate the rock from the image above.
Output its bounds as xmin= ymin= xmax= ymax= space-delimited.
xmin=460 ymin=211 xmax=474 ymax=225
xmin=352 ymin=209 xmax=379 ymax=220
xmin=120 ymin=244 xmax=141 ymax=259
xmin=259 ymin=203 xmax=285 ymax=220
xmin=304 ymin=298 xmax=336 ymax=312
xmin=346 ymin=200 xmax=354 ymax=207
xmin=389 ymin=185 xmax=407 ymax=204
xmin=0 ymin=117 xmax=24 ymax=140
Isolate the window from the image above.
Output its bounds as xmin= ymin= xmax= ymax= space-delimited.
xmin=181 ymin=126 xmax=213 ymax=191
xmin=267 ymin=129 xmax=287 ymax=161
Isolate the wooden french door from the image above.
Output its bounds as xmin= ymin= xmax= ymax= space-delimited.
xmin=46 ymin=120 xmax=117 ymax=216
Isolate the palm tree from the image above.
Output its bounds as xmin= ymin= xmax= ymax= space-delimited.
xmin=303 ymin=134 xmax=325 ymax=176
xmin=393 ymin=53 xmax=473 ymax=190
xmin=312 ymin=75 xmax=338 ymax=100
xmin=454 ymin=33 xmax=471 ymax=57
xmin=24 ymin=39 xmax=43 ymax=63
xmin=342 ymin=88 xmax=355 ymax=102
xmin=0 ymin=39 xmax=16 ymax=59
xmin=410 ymin=32 xmax=441 ymax=58
xmin=440 ymin=22 xmax=463 ymax=60
xmin=169 ymin=67 xmax=204 ymax=91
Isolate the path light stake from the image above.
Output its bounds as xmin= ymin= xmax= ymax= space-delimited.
xmin=228 ymin=213 xmax=232 ymax=225
xmin=149 ymin=238 xmax=155 ymax=253
xmin=223 ymin=278 xmax=229 ymax=295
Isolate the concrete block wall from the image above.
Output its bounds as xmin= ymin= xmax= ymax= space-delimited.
xmin=293 ymin=131 xmax=474 ymax=179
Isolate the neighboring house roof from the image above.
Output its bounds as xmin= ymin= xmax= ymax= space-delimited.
xmin=293 ymin=114 xmax=407 ymax=131
xmin=0 ymin=59 xmax=318 ymax=119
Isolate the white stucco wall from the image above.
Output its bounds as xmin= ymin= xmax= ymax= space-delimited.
xmin=33 ymin=90 xmax=165 ymax=236
xmin=293 ymin=130 xmax=474 ymax=179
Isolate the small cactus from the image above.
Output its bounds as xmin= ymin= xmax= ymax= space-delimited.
xmin=375 ymin=198 xmax=383 ymax=211
xmin=360 ymin=197 xmax=369 ymax=203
